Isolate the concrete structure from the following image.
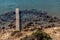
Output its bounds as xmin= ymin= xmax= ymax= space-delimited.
xmin=16 ymin=8 xmax=20 ymax=31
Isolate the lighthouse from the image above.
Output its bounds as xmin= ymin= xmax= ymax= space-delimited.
xmin=16 ymin=8 xmax=20 ymax=31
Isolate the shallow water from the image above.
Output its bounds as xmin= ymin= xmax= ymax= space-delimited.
xmin=0 ymin=0 xmax=60 ymax=17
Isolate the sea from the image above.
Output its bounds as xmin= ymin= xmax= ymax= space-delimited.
xmin=0 ymin=0 xmax=60 ymax=17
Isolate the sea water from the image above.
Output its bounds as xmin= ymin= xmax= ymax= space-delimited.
xmin=0 ymin=0 xmax=60 ymax=17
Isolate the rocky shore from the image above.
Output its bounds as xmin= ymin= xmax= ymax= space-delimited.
xmin=0 ymin=9 xmax=60 ymax=40
xmin=0 ymin=9 xmax=60 ymax=29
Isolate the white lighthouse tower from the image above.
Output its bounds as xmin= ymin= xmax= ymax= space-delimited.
xmin=16 ymin=8 xmax=20 ymax=31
